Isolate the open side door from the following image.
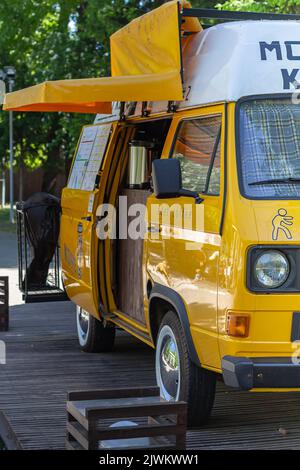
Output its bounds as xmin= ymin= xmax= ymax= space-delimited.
xmin=60 ymin=122 xmax=118 ymax=318
xmin=96 ymin=124 xmax=135 ymax=318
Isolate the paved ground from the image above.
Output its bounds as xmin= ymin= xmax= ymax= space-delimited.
xmin=1 ymin=227 xmax=300 ymax=449
xmin=0 ymin=228 xmax=22 ymax=306
xmin=0 ymin=301 xmax=155 ymax=449
xmin=0 ymin=301 xmax=300 ymax=449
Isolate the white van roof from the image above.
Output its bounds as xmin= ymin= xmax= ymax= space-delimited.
xmin=94 ymin=18 xmax=300 ymax=123
xmin=182 ymin=20 xmax=300 ymax=106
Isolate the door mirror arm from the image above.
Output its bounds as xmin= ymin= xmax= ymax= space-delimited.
xmin=178 ymin=188 xmax=203 ymax=204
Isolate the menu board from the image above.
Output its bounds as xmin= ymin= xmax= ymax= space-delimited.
xmin=68 ymin=124 xmax=111 ymax=191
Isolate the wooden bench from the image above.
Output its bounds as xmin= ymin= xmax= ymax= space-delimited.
xmin=66 ymin=386 xmax=187 ymax=450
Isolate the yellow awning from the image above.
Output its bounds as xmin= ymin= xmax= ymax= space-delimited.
xmin=3 ymin=71 xmax=183 ymax=113
xmin=111 ymin=0 xmax=201 ymax=77
xmin=3 ymin=1 xmax=201 ymax=114
xmin=111 ymin=1 xmax=181 ymax=77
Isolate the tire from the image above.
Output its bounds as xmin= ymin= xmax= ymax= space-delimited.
xmin=76 ymin=306 xmax=115 ymax=353
xmin=155 ymin=310 xmax=216 ymax=427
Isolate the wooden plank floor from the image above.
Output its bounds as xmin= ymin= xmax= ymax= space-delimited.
xmin=0 ymin=301 xmax=300 ymax=449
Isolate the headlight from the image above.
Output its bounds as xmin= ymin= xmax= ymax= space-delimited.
xmin=254 ymin=250 xmax=289 ymax=288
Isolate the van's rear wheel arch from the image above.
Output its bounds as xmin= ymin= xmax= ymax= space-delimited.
xmin=155 ymin=310 xmax=216 ymax=426
xmin=149 ymin=297 xmax=172 ymax=344
xmin=148 ymin=284 xmax=200 ymax=367
xmin=149 ymin=284 xmax=216 ymax=426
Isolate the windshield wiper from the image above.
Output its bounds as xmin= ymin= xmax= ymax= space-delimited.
xmin=249 ymin=177 xmax=300 ymax=186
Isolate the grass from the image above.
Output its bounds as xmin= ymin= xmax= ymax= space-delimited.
xmin=0 ymin=207 xmax=16 ymax=233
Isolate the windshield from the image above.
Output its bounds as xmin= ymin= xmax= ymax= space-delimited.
xmin=239 ymin=98 xmax=300 ymax=199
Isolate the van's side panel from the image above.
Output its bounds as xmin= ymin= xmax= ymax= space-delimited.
xmin=146 ymin=105 xmax=225 ymax=369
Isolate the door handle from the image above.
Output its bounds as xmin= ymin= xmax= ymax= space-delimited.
xmin=147 ymin=225 xmax=162 ymax=234
xmin=81 ymin=216 xmax=92 ymax=221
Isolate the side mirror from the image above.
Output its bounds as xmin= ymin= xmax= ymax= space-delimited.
xmin=152 ymin=158 xmax=181 ymax=198
xmin=152 ymin=158 xmax=203 ymax=203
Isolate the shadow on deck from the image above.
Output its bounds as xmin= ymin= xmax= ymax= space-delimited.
xmin=0 ymin=301 xmax=299 ymax=449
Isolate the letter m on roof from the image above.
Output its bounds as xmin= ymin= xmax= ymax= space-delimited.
xmin=260 ymin=41 xmax=283 ymax=60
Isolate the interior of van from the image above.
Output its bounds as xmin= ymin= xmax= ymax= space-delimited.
xmin=109 ymin=118 xmax=172 ymax=325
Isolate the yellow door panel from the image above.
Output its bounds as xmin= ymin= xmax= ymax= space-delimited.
xmin=60 ymin=122 xmax=116 ymax=319
xmin=61 ymin=189 xmax=97 ymax=315
xmin=146 ymin=104 xmax=225 ymax=369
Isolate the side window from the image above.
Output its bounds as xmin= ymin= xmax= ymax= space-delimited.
xmin=171 ymin=115 xmax=222 ymax=195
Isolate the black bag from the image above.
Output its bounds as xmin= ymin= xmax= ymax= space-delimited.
xmin=21 ymin=192 xmax=61 ymax=288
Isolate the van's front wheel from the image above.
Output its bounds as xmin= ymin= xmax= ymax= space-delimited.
xmin=76 ymin=306 xmax=115 ymax=353
xmin=155 ymin=311 xmax=216 ymax=427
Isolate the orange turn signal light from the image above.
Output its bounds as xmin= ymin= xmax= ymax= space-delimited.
xmin=226 ymin=314 xmax=250 ymax=338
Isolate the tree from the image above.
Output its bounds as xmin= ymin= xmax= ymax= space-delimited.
xmin=0 ymin=1 xmax=80 ymax=192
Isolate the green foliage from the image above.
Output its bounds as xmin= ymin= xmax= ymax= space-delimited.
xmin=0 ymin=207 xmax=16 ymax=231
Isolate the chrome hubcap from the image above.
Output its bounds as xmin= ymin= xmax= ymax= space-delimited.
xmin=77 ymin=306 xmax=89 ymax=343
xmin=156 ymin=325 xmax=180 ymax=401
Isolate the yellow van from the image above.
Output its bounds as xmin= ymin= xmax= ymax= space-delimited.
xmin=5 ymin=2 xmax=300 ymax=426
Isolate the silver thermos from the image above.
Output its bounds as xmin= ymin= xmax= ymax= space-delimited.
xmin=128 ymin=140 xmax=153 ymax=188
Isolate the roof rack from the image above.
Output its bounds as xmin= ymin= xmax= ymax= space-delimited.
xmin=182 ymin=8 xmax=300 ymax=22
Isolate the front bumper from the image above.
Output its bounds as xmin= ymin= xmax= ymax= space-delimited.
xmin=222 ymin=356 xmax=300 ymax=390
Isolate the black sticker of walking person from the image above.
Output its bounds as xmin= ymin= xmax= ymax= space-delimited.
xmin=272 ymin=208 xmax=294 ymax=240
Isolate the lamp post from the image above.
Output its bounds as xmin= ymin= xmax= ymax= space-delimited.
xmin=0 ymin=71 xmax=5 ymax=210
xmin=1 ymin=66 xmax=16 ymax=223
xmin=0 ymin=157 xmax=5 ymax=208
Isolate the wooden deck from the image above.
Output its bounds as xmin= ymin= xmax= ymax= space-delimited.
xmin=0 ymin=301 xmax=300 ymax=449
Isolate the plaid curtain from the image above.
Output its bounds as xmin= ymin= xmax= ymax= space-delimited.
xmin=240 ymin=99 xmax=300 ymax=198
